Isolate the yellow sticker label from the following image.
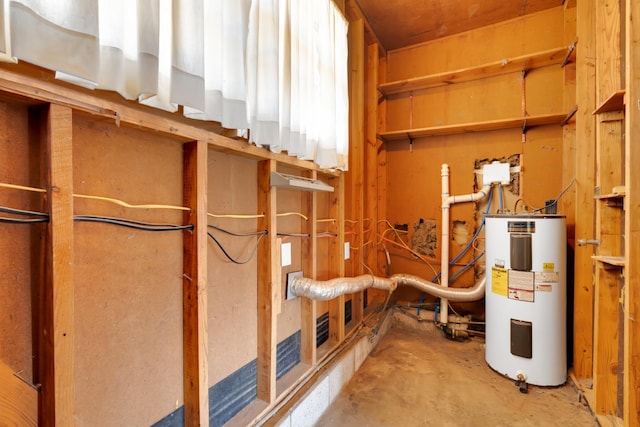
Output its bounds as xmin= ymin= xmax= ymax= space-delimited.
xmin=543 ymin=262 xmax=555 ymax=272
xmin=492 ymin=266 xmax=508 ymax=296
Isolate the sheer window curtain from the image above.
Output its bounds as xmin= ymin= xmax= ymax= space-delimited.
xmin=7 ymin=0 xmax=348 ymax=170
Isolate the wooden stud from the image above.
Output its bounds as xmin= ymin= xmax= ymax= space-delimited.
xmin=300 ymin=171 xmax=318 ymax=365
xmin=624 ymin=0 xmax=640 ymax=422
xmin=348 ymin=18 xmax=365 ymax=323
xmin=573 ymin=0 xmax=597 ymax=379
xmin=366 ymin=42 xmax=383 ymax=304
xmin=40 ymin=104 xmax=74 ymax=426
xmin=328 ymin=175 xmax=345 ymax=343
xmin=257 ymin=160 xmax=277 ymax=403
xmin=562 ymin=4 xmax=577 ymax=243
xmin=182 ymin=140 xmax=209 ymax=426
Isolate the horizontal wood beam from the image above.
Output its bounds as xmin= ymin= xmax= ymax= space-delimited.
xmin=0 ymin=63 xmax=336 ymax=175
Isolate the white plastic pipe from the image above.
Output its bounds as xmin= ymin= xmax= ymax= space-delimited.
xmin=440 ymin=164 xmax=490 ymax=324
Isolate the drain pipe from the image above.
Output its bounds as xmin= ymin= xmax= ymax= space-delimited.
xmin=440 ymin=164 xmax=490 ymax=324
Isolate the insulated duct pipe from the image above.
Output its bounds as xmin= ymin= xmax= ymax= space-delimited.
xmin=392 ymin=274 xmax=486 ymax=302
xmin=289 ymin=274 xmax=396 ymax=301
xmin=441 ymin=164 xmax=491 ymax=324
xmin=289 ymin=273 xmax=485 ymax=303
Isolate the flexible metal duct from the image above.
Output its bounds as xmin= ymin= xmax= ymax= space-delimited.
xmin=290 ymin=273 xmax=485 ymax=303
xmin=289 ymin=274 xmax=396 ymax=301
xmin=391 ymin=273 xmax=486 ymax=302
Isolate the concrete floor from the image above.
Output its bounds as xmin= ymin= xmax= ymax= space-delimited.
xmin=315 ymin=311 xmax=596 ymax=427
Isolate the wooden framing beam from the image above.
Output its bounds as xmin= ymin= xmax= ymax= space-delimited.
xmin=573 ymin=0 xmax=597 ymax=378
xmin=624 ymin=0 xmax=640 ymax=421
xmin=0 ymin=63 xmax=336 ymax=174
xmin=40 ymin=104 xmax=74 ymax=426
xmin=300 ymin=171 xmax=318 ymax=365
xmin=328 ymin=175 xmax=346 ymax=343
xmin=257 ymin=160 xmax=278 ymax=403
xmin=348 ymin=18 xmax=365 ymax=323
xmin=365 ymin=43 xmax=380 ymax=280
xmin=182 ymin=140 xmax=209 ymax=426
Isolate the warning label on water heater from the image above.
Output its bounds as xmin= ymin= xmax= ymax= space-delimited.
xmin=491 ymin=266 xmax=508 ymax=296
xmin=508 ymin=270 xmax=535 ymax=302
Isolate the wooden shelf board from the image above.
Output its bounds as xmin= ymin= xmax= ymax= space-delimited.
xmin=378 ymin=113 xmax=567 ymax=142
xmin=596 ymin=193 xmax=625 ymax=200
xmin=592 ymin=255 xmax=625 ymax=267
xmin=594 ymin=90 xmax=625 ymax=114
xmin=378 ymin=46 xmax=571 ymax=96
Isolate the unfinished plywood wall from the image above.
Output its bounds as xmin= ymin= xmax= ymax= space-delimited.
xmin=207 ymin=150 xmax=259 ymax=385
xmin=381 ymin=6 xmax=572 ymax=310
xmin=0 ymin=101 xmax=39 ymax=384
xmin=72 ymin=113 xmax=185 ymax=426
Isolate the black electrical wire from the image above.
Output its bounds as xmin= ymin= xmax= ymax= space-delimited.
xmin=0 ymin=216 xmax=49 ymax=224
xmin=207 ymin=224 xmax=268 ymax=237
xmin=0 ymin=206 xmax=49 ymax=218
xmin=0 ymin=205 xmax=49 ymax=224
xmin=74 ymin=215 xmax=193 ymax=232
xmin=207 ymin=230 xmax=267 ymax=265
xmin=277 ymin=232 xmax=311 ymax=238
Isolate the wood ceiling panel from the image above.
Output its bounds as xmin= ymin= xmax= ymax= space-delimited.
xmin=355 ymin=0 xmax=564 ymax=50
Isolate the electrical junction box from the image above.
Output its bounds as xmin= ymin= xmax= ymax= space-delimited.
xmin=482 ymin=161 xmax=511 ymax=185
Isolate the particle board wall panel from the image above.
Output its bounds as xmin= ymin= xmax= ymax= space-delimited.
xmin=206 ymin=150 xmax=258 ymax=385
xmin=72 ymin=114 xmax=184 ymax=426
xmin=384 ymin=125 xmax=563 ymax=308
xmin=274 ymin=185 xmax=303 ymax=344
xmin=384 ymin=66 xmax=564 ymax=134
xmin=386 ymin=7 xmax=566 ymax=82
xmin=0 ymin=102 xmax=35 ymax=384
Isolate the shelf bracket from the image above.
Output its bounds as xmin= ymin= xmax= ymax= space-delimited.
xmin=561 ymin=40 xmax=578 ymax=67
xmin=561 ymin=105 xmax=578 ymax=126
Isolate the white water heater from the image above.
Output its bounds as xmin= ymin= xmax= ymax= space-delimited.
xmin=484 ymin=214 xmax=566 ymax=386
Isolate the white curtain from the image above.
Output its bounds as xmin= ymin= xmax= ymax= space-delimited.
xmin=6 ymin=0 xmax=348 ymax=170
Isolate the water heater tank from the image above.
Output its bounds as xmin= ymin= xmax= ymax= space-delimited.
xmin=484 ymin=214 xmax=566 ymax=386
